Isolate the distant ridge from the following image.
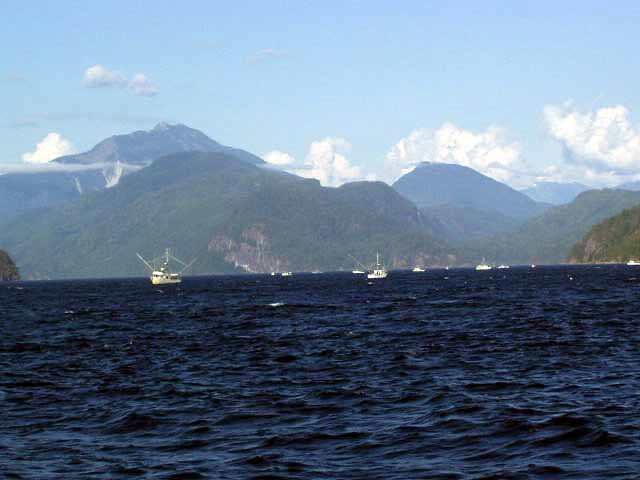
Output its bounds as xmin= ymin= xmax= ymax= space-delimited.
xmin=520 ymin=181 xmax=591 ymax=205
xmin=0 ymin=123 xmax=263 ymax=224
xmin=393 ymin=162 xmax=548 ymax=219
xmin=468 ymin=189 xmax=640 ymax=265
xmin=54 ymin=122 xmax=264 ymax=166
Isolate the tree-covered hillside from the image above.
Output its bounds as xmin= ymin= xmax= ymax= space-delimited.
xmin=0 ymin=152 xmax=456 ymax=279
xmin=0 ymin=250 xmax=20 ymax=281
xmin=569 ymin=206 xmax=640 ymax=263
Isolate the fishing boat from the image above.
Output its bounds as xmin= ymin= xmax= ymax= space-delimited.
xmin=627 ymin=259 xmax=640 ymax=266
xmin=475 ymin=258 xmax=492 ymax=271
xmin=352 ymin=270 xmax=365 ymax=274
xmin=497 ymin=264 xmax=510 ymax=269
xmin=281 ymin=271 xmax=293 ymax=277
xmin=368 ymin=253 xmax=388 ymax=279
xmin=412 ymin=266 xmax=425 ymax=272
xmin=137 ymin=249 xmax=195 ymax=285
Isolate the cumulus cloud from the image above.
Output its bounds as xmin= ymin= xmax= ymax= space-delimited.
xmin=83 ymin=65 xmax=158 ymax=97
xmin=543 ymin=102 xmax=640 ymax=185
xmin=384 ymin=123 xmax=522 ymax=184
xmin=295 ymin=137 xmax=362 ymax=187
xmin=264 ymin=138 xmax=365 ymax=187
xmin=263 ymin=150 xmax=296 ymax=166
xmin=22 ymin=133 xmax=76 ymax=164
xmin=128 ymin=73 xmax=159 ymax=97
xmin=83 ymin=64 xmax=127 ymax=88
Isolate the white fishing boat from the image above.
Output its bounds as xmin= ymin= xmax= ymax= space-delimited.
xmin=367 ymin=252 xmax=388 ymax=279
xmin=352 ymin=270 xmax=365 ymax=274
xmin=475 ymin=258 xmax=492 ymax=271
xmin=281 ymin=271 xmax=293 ymax=277
xmin=627 ymin=259 xmax=640 ymax=266
xmin=497 ymin=264 xmax=510 ymax=269
xmin=412 ymin=266 xmax=425 ymax=272
xmin=137 ymin=249 xmax=195 ymax=285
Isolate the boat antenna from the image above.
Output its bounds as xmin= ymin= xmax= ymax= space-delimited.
xmin=136 ymin=253 xmax=154 ymax=272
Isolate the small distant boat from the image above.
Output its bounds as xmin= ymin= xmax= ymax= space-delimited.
xmin=352 ymin=270 xmax=365 ymax=274
xmin=137 ymin=249 xmax=195 ymax=285
xmin=475 ymin=258 xmax=492 ymax=271
xmin=531 ymin=264 xmax=536 ymax=269
xmin=367 ymin=252 xmax=388 ymax=279
xmin=497 ymin=264 xmax=510 ymax=269
xmin=627 ymin=259 xmax=640 ymax=266
xmin=311 ymin=271 xmax=322 ymax=274
xmin=281 ymin=272 xmax=293 ymax=277
xmin=270 ymin=272 xmax=277 ymax=276
xmin=412 ymin=266 xmax=425 ymax=272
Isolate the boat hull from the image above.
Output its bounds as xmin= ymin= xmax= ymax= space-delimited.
xmin=151 ymin=276 xmax=181 ymax=285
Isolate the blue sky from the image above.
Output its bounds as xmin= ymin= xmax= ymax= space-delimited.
xmin=4 ymin=1 xmax=640 ymax=187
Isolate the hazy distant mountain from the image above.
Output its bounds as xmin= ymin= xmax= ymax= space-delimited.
xmin=616 ymin=180 xmax=640 ymax=191
xmin=0 ymin=151 xmax=456 ymax=280
xmin=0 ymin=123 xmax=262 ymax=224
xmin=0 ymin=170 xmax=106 ymax=221
xmin=468 ymin=189 xmax=640 ymax=265
xmin=520 ymin=181 xmax=591 ymax=205
xmin=420 ymin=205 xmax=521 ymax=241
xmin=54 ymin=122 xmax=263 ymax=167
xmin=569 ymin=205 xmax=640 ymax=263
xmin=0 ymin=250 xmax=19 ymax=281
xmin=393 ymin=162 xmax=548 ymax=219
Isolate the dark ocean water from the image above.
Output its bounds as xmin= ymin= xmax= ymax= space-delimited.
xmin=1 ymin=265 xmax=640 ymax=479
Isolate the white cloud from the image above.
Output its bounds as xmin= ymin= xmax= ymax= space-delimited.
xmin=128 ymin=73 xmax=159 ymax=97
xmin=22 ymin=133 xmax=76 ymax=164
xmin=295 ymin=137 xmax=362 ymax=187
xmin=543 ymin=102 xmax=640 ymax=185
xmin=263 ymin=150 xmax=295 ymax=166
xmin=384 ymin=123 xmax=522 ymax=185
xmin=264 ymin=137 xmax=365 ymax=187
xmin=83 ymin=65 xmax=159 ymax=97
xmin=0 ymin=161 xmax=143 ymax=178
xmin=83 ymin=64 xmax=127 ymax=88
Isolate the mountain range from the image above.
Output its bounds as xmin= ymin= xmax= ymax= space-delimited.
xmin=0 ymin=151 xmax=455 ymax=279
xmin=467 ymin=189 xmax=640 ymax=265
xmin=0 ymin=123 xmax=262 ymax=224
xmin=3 ymin=123 xmax=640 ymax=279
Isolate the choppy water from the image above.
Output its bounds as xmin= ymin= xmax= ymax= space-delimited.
xmin=1 ymin=266 xmax=640 ymax=479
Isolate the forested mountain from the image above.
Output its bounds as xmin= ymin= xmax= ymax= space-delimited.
xmin=0 ymin=152 xmax=456 ymax=279
xmin=569 ymin=206 xmax=640 ymax=263
xmin=467 ymin=189 xmax=640 ymax=265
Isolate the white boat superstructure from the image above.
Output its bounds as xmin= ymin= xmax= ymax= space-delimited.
xmin=368 ymin=252 xmax=388 ymax=279
xmin=137 ymin=249 xmax=195 ymax=285
xmin=497 ymin=265 xmax=510 ymax=269
xmin=281 ymin=271 xmax=293 ymax=277
xmin=412 ymin=266 xmax=425 ymax=272
xmin=627 ymin=259 xmax=640 ymax=266
xmin=352 ymin=270 xmax=365 ymax=274
xmin=475 ymin=258 xmax=492 ymax=271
